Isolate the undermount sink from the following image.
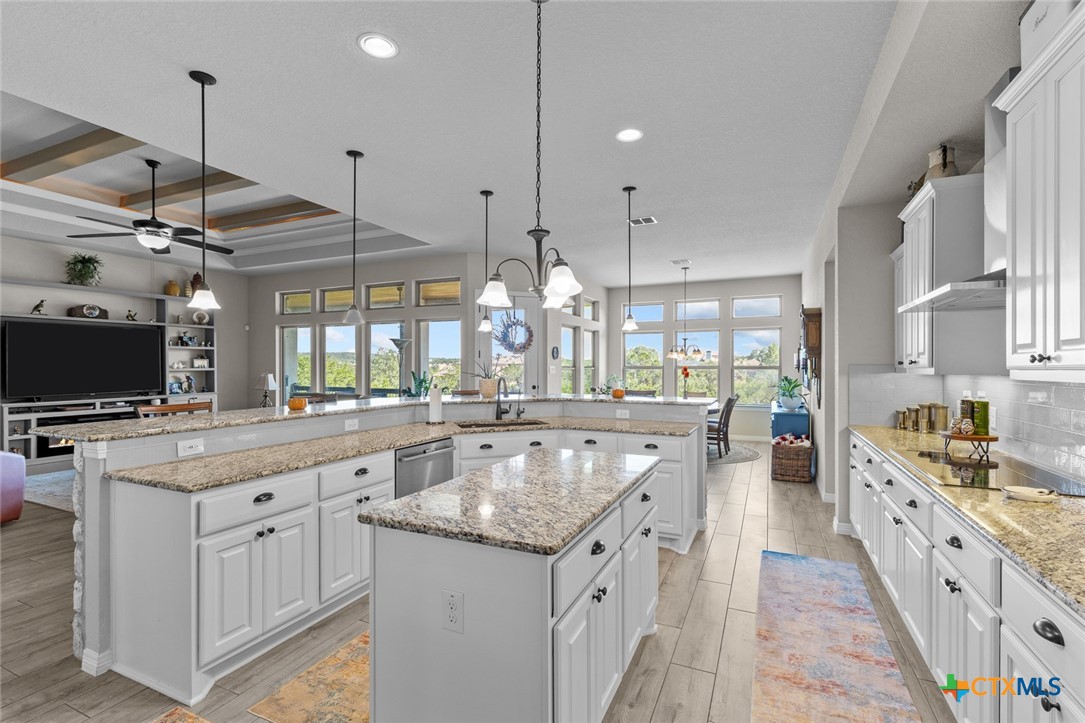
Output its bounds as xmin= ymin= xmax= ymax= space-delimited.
xmin=455 ymin=419 xmax=550 ymax=428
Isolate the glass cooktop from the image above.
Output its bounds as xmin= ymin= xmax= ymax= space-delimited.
xmin=888 ymin=448 xmax=1085 ymax=498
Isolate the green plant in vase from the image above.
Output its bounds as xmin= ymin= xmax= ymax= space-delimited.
xmin=403 ymin=371 xmax=432 ymax=398
xmin=64 ymin=253 xmax=104 ymax=287
xmin=777 ymin=375 xmax=806 ymax=410
xmin=471 ymin=357 xmax=502 ymax=400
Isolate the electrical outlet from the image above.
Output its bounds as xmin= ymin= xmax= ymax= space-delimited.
xmin=989 ymin=406 xmax=997 ymax=431
xmin=442 ymin=589 xmax=464 ymax=633
xmin=177 ymin=438 xmax=204 ymax=457
xmin=345 ymin=418 xmax=359 ymax=431
xmin=616 ymin=409 xmax=631 ymax=419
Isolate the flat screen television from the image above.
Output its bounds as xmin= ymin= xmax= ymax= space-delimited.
xmin=2 ymin=319 xmax=164 ymax=400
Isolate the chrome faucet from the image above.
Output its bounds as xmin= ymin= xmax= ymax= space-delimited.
xmin=496 ymin=377 xmax=511 ymax=420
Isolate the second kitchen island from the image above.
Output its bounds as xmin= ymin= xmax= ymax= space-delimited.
xmin=359 ymin=448 xmax=662 ymax=723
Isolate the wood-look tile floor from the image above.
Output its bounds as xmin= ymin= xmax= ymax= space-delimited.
xmin=1 ymin=445 xmax=954 ymax=722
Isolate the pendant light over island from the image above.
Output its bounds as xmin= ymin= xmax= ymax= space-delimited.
xmin=342 ymin=149 xmax=365 ymax=325
xmin=187 ymin=70 xmax=221 ymax=311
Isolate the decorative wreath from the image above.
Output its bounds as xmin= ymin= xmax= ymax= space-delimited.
xmin=493 ymin=311 xmax=534 ymax=354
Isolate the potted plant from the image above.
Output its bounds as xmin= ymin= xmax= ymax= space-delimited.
xmin=403 ymin=371 xmax=432 ymax=398
xmin=472 ymin=359 xmax=501 ymax=400
xmin=64 ymin=253 xmax=104 ymax=287
xmin=777 ymin=376 xmax=806 ymax=410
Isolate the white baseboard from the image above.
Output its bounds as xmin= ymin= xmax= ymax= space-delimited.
xmin=819 ymin=490 xmax=836 ymax=503
xmin=832 ymin=519 xmax=854 ymax=536
xmin=80 ymin=647 xmax=114 ymax=676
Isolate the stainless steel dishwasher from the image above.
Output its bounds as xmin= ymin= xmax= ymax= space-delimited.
xmin=395 ymin=437 xmax=455 ymax=498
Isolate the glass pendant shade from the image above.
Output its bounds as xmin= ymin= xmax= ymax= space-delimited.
xmin=541 ymin=293 xmax=568 ymax=309
xmin=477 ymin=275 xmax=512 ymax=308
xmin=621 ymin=313 xmax=639 ymax=332
xmin=543 ymin=262 xmax=582 ymax=298
xmin=343 ymin=304 xmax=364 ymax=325
xmin=136 ymin=232 xmax=170 ymax=250
xmin=188 ymin=287 xmax=221 ymax=310
xmin=478 ymin=314 xmax=492 ymax=333
xmin=688 ymin=347 xmax=704 ymax=361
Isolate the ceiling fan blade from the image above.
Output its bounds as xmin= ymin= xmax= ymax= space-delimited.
xmin=170 ymin=236 xmax=235 ymax=256
xmin=67 ymin=232 xmax=137 ymax=238
xmin=76 ymin=215 xmax=134 ymax=231
xmin=151 ymin=246 xmax=171 ymax=255
xmin=171 ymin=227 xmax=202 ymax=236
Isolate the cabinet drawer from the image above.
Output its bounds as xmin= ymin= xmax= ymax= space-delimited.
xmin=318 ymin=452 xmax=394 ymax=500
xmin=1002 ymin=563 xmax=1085 ymax=697
xmin=621 ymin=473 xmax=658 ymax=539
xmin=618 ymin=435 xmax=682 ymax=461
xmin=198 ymin=472 xmax=315 ymax=537
xmin=881 ymin=463 xmax=933 ymax=537
xmin=931 ymin=506 xmax=1000 ymax=605
xmin=560 ymin=431 xmax=619 ymax=453
xmin=553 ymin=508 xmax=622 ymax=616
xmin=458 ymin=432 xmax=560 ymax=459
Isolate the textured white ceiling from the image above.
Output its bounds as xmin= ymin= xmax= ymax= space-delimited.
xmin=1 ymin=1 xmax=896 ymax=284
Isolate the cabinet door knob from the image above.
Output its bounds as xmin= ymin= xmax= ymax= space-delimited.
xmin=885 ymin=478 xmax=894 ymax=486
xmin=266 ymin=526 xmax=275 ymax=534
xmin=851 ymin=443 xmax=857 ymax=449
xmin=906 ymin=499 xmax=918 ymax=509
xmin=256 ymin=530 xmax=265 ymax=538
xmin=893 ymin=516 xmax=903 ymax=526
xmin=584 ymin=439 xmax=597 ymax=445
xmin=641 ymin=527 xmax=652 ymax=537
xmin=1030 ymin=354 xmax=1038 ymax=363
xmin=600 ymin=586 xmax=608 ymax=597
xmin=592 ymin=591 xmax=603 ymax=603
xmin=863 ymin=482 xmax=872 ymax=490
xmin=1037 ymin=353 xmax=1052 ymax=363
xmin=866 ymin=458 xmax=873 ymax=465
xmin=253 ymin=492 xmax=275 ymax=504
xmin=897 ymin=360 xmax=904 ymax=366
xmin=590 ymin=540 xmax=606 ymax=556
xmin=943 ymin=578 xmax=960 ymax=594
xmin=644 ymin=443 xmax=659 ymax=450
xmin=641 ymin=492 xmax=652 ymax=502
xmin=529 ymin=440 xmax=542 ymax=447
xmin=358 ymin=494 xmax=371 ymax=504
xmin=354 ymin=467 xmax=369 ymax=477
xmin=1033 ymin=618 xmax=1065 ymax=647
xmin=480 ymin=443 xmax=493 ymax=450
xmin=945 ymin=535 xmax=962 ymax=549
xmin=1041 ymin=697 xmax=1061 ymax=713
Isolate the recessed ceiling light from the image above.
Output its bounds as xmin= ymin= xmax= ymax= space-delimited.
xmin=358 ymin=33 xmax=398 ymax=59
xmin=616 ymin=128 xmax=644 ymax=143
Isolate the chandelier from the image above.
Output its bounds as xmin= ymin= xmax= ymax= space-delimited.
xmin=667 ymin=265 xmax=703 ymax=361
xmin=476 ymin=0 xmax=582 ymax=310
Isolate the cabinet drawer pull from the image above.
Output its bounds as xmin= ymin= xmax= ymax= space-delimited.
xmin=892 ymin=516 xmax=902 ymax=526
xmin=641 ymin=526 xmax=652 ymax=537
xmin=863 ymin=482 xmax=872 ymax=490
xmin=641 ymin=492 xmax=652 ymax=502
xmin=253 ymin=492 xmax=275 ymax=504
xmin=529 ymin=440 xmax=542 ymax=447
xmin=357 ymin=494 xmax=371 ymax=504
xmin=480 ymin=443 xmax=494 ymax=450
xmin=584 ymin=439 xmax=597 ymax=445
xmin=1033 ymin=618 xmax=1065 ymax=647
xmin=354 ymin=467 xmax=369 ymax=477
xmin=943 ymin=577 xmax=960 ymax=594
xmin=1041 ymin=697 xmax=1061 ymax=713
xmin=644 ymin=443 xmax=659 ymax=450
xmin=850 ymin=464 xmax=856 ymax=470
xmin=866 ymin=458 xmax=873 ymax=465
xmin=884 ymin=478 xmax=894 ymax=486
xmin=907 ymin=359 xmax=918 ymax=365
xmin=945 ymin=535 xmax=962 ymax=549
xmin=590 ymin=540 xmax=606 ymax=556
xmin=906 ymin=499 xmax=918 ymax=509
xmin=851 ymin=443 xmax=857 ymax=449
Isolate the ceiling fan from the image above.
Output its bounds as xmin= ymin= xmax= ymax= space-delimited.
xmin=67 ymin=159 xmax=234 ymax=256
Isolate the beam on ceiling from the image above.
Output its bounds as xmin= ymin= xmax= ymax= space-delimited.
xmin=209 ymin=200 xmax=333 ymax=232
xmin=0 ymin=129 xmax=145 ymax=182
xmin=121 ymin=171 xmax=255 ymax=211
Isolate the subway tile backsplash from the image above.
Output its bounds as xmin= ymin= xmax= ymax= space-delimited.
xmin=848 ymin=365 xmax=944 ymax=426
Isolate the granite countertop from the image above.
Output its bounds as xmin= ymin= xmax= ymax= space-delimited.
xmin=357 ymin=448 xmax=659 ymax=555
xmin=104 ymin=416 xmax=698 ymax=493
xmin=30 ymin=394 xmax=715 ymax=442
xmin=851 ymin=425 xmax=1085 ymax=617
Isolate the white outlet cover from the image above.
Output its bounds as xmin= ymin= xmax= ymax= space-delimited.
xmin=616 ymin=409 xmax=631 ymax=419
xmin=442 ymin=589 xmax=464 ymax=633
xmin=177 ymin=438 xmax=204 ymax=457
xmin=345 ymin=418 xmax=359 ymax=431
xmin=989 ymin=406 xmax=997 ymax=430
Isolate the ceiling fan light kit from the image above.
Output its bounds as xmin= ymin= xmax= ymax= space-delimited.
xmin=343 ymin=149 xmax=365 ymax=325
xmin=187 ymin=70 xmax=222 ymax=312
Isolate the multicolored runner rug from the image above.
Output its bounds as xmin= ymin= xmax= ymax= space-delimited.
xmin=752 ymin=551 xmax=919 ymax=721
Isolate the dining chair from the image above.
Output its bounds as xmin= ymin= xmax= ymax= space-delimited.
xmin=707 ymin=394 xmax=739 ymax=457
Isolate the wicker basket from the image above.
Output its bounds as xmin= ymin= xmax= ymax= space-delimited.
xmin=771 ymin=444 xmax=813 ymax=483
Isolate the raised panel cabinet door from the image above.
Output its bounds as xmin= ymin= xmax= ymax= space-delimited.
xmin=1000 ymin=625 xmax=1081 ymax=723
xmin=1007 ymin=84 xmax=1048 ymax=368
xmin=878 ymin=497 xmax=903 ymax=607
xmin=263 ymin=507 xmax=317 ymax=634
xmin=318 ymin=494 xmax=361 ymax=603
xmin=458 ymin=458 xmax=502 ymax=473
xmin=900 ymin=520 xmax=932 ymax=664
xmin=849 ymin=463 xmax=864 ymax=541
xmin=198 ymin=525 xmax=262 ymax=666
xmin=957 ymin=581 xmax=1000 ymax=723
xmin=357 ymin=480 xmax=395 ymax=587
xmin=901 ymin=222 xmax=917 ymax=364
xmin=893 ymin=249 xmax=907 ymax=369
xmin=1049 ymin=36 xmax=1085 ymax=369
xmin=913 ymin=200 xmax=934 ymax=369
xmin=592 ymin=552 xmax=623 ymax=722
xmin=651 ymin=461 xmax=682 ymax=537
xmin=861 ymin=480 xmax=881 ymax=571
xmin=620 ymin=534 xmax=643 ymax=669
xmin=930 ymin=550 xmax=959 ymax=689
xmin=554 ymin=587 xmax=593 ymax=723
xmin=638 ymin=508 xmax=659 ymax=634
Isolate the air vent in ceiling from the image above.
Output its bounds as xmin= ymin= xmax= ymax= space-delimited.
xmin=628 ymin=216 xmax=657 ymax=226
xmin=670 ymin=259 xmax=691 ymax=266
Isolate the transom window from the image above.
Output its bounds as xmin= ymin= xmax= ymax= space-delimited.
xmin=676 ymin=299 xmax=720 ymax=321
xmin=417 ymin=278 xmax=461 ymax=307
xmin=321 ymin=287 xmax=354 ymax=313
xmin=622 ymin=303 xmax=664 ymax=323
xmin=367 ymin=283 xmax=405 ymax=310
xmin=280 ymin=291 xmax=312 ymax=315
xmin=732 ymin=328 xmax=781 ymax=405
xmin=732 ymin=296 xmax=782 ymax=318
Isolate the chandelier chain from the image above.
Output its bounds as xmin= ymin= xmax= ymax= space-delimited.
xmin=534 ymin=0 xmax=543 ymax=230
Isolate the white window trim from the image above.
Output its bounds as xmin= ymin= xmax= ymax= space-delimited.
xmin=730 ymin=294 xmax=783 ymax=320
xmin=366 ymin=281 xmax=406 ymax=311
xmin=675 ymin=298 xmax=721 ymax=322
xmin=415 ymin=277 xmax=463 ymax=308
xmin=731 ymin=325 xmax=783 ymax=408
xmin=622 ymin=331 xmax=665 ymax=396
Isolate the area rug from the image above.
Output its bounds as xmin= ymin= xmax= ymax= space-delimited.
xmin=752 ymin=551 xmax=919 ymax=722
xmin=707 ymin=443 xmax=761 ymax=465
xmin=152 ymin=708 xmax=211 ymax=723
xmin=23 ymin=469 xmax=75 ymax=513
xmin=250 ymin=630 xmax=370 ymax=722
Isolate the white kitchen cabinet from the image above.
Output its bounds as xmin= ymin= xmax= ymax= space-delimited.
xmin=998 ymin=11 xmax=1085 ymax=378
xmin=848 ymin=460 xmax=864 ymax=541
xmin=645 ymin=461 xmax=681 ymax=537
xmin=319 ymin=479 xmax=395 ymax=603
xmin=879 ymin=496 xmax=903 ymax=607
xmin=554 ymin=584 xmax=593 ymax=723
xmin=1001 ymin=625 xmax=1084 ymax=723
xmin=560 ymin=431 xmax=620 ymax=453
xmin=892 ymin=245 xmax=907 ymax=370
xmin=899 ymin=517 xmax=932 ymax=663
xmin=592 ymin=553 xmax=623 ymax=721
xmin=621 ymin=507 xmax=658 ymax=668
xmin=262 ymin=507 xmax=317 ymax=633
xmin=198 ymin=524 xmax=262 ymax=666
xmin=901 ymin=195 xmax=934 ymax=370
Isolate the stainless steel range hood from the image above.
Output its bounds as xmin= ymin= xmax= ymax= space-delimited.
xmin=897 ymin=268 xmax=1006 ymax=313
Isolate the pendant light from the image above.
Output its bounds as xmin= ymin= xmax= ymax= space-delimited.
xmin=342 ymin=150 xmax=365 ymax=325
xmin=187 ymin=70 xmax=221 ymax=311
xmin=621 ymin=186 xmax=638 ymax=332
xmin=667 ymin=265 xmax=703 ymax=361
xmin=478 ymin=190 xmax=495 ymax=332
xmin=476 ymin=0 xmax=582 ymax=308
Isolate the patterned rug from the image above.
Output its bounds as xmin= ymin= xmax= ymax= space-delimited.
xmin=250 ymin=630 xmax=370 ymax=722
xmin=707 ymin=443 xmax=761 ymax=465
xmin=752 ymin=551 xmax=919 ymax=721
xmin=24 ymin=469 xmax=75 ymax=513
xmin=153 ymin=708 xmax=211 ymax=723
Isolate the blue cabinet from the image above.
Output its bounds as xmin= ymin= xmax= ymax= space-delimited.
xmin=770 ymin=402 xmax=816 ymax=479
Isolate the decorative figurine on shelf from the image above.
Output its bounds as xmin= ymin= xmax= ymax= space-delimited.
xmin=125 ymin=310 xmax=137 ymax=321
xmin=30 ymin=299 xmax=46 ymax=315
xmin=164 ymin=280 xmax=181 ymax=297
xmin=191 ymin=272 xmax=203 ymax=295
xmin=170 ymin=361 xmax=186 ymax=370
xmin=183 ymin=375 xmax=196 ymax=394
xmin=176 ymin=314 xmax=184 ymax=324
xmin=183 ymin=280 xmax=193 ymax=297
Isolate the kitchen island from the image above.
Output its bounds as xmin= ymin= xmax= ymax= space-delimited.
xmin=359 ymin=448 xmax=661 ymax=723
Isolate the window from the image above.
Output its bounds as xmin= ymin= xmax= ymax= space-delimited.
xmin=561 ymin=298 xmax=576 ymax=315
xmin=321 ymin=287 xmax=355 ymax=313
xmin=732 ymin=296 xmax=782 ymax=318
xmin=561 ymin=327 xmax=576 ymax=393
xmin=369 ymin=322 xmax=404 ymax=396
xmin=583 ymin=298 xmax=598 ymax=321
xmin=367 ymin=283 xmax=405 ymax=310
xmin=583 ymin=330 xmax=596 ymax=392
xmin=675 ymin=331 xmax=719 ymax=399
xmin=417 ymin=278 xmax=461 ymax=307
xmin=490 ymin=308 xmax=528 ymax=394
xmin=323 ymin=325 xmax=358 ymax=394
xmin=622 ymin=303 xmax=664 ymax=323
xmin=623 ymin=332 xmax=664 ymax=396
xmin=280 ymin=326 xmax=312 ymax=395
xmin=732 ymin=328 xmax=781 ymax=405
xmin=677 ymin=299 xmax=720 ymax=321
xmin=420 ymin=319 xmax=461 ymax=391
xmin=280 ymin=291 xmax=312 ymax=315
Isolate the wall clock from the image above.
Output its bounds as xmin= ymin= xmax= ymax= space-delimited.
xmin=68 ymin=304 xmax=108 ymax=319
xmin=551 ymin=346 xmax=559 ymax=360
